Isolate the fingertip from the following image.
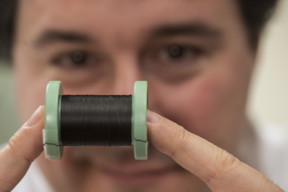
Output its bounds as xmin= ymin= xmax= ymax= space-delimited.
xmin=147 ymin=111 xmax=184 ymax=155
xmin=23 ymin=105 xmax=45 ymax=127
xmin=6 ymin=105 xmax=45 ymax=162
xmin=147 ymin=110 xmax=162 ymax=124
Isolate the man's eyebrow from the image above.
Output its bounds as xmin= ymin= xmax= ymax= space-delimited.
xmin=151 ymin=22 xmax=221 ymax=39
xmin=34 ymin=30 xmax=93 ymax=47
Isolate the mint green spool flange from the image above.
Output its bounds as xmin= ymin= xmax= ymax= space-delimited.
xmin=132 ymin=81 xmax=148 ymax=160
xmin=44 ymin=81 xmax=63 ymax=160
xmin=44 ymin=81 xmax=148 ymax=160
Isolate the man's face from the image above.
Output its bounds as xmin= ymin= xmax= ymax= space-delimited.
xmin=13 ymin=0 xmax=255 ymax=191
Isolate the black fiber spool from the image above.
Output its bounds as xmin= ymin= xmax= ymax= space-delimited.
xmin=60 ymin=95 xmax=132 ymax=146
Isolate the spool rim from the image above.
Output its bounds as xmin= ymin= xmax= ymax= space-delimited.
xmin=132 ymin=81 xmax=148 ymax=160
xmin=44 ymin=81 xmax=63 ymax=160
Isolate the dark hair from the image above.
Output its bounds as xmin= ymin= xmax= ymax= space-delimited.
xmin=0 ymin=0 xmax=278 ymax=63
xmin=238 ymin=0 xmax=279 ymax=49
xmin=0 ymin=0 xmax=18 ymax=63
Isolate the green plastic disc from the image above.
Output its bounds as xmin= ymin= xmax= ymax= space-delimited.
xmin=132 ymin=81 xmax=148 ymax=160
xmin=44 ymin=81 xmax=63 ymax=160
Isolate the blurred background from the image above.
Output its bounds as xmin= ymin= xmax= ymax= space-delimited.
xmin=0 ymin=0 xmax=287 ymax=143
xmin=248 ymin=0 xmax=288 ymax=131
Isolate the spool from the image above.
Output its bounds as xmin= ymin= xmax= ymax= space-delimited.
xmin=43 ymin=81 xmax=148 ymax=160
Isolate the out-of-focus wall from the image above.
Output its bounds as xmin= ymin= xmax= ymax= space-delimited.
xmin=248 ymin=0 xmax=288 ymax=129
xmin=0 ymin=64 xmax=19 ymax=144
xmin=0 ymin=0 xmax=288 ymax=143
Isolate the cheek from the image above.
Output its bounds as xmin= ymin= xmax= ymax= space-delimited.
xmin=13 ymin=56 xmax=49 ymax=122
xmin=150 ymin=68 xmax=243 ymax=144
xmin=184 ymin=77 xmax=228 ymax=131
xmin=187 ymin=74 xmax=236 ymax=137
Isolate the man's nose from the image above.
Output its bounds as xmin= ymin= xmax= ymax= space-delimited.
xmin=111 ymin=55 xmax=144 ymax=95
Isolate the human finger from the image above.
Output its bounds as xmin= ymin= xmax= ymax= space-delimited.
xmin=0 ymin=106 xmax=44 ymax=192
xmin=147 ymin=110 xmax=284 ymax=192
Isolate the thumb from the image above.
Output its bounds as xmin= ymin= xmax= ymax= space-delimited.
xmin=0 ymin=106 xmax=44 ymax=192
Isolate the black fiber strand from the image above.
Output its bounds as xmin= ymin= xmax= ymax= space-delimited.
xmin=60 ymin=95 xmax=132 ymax=146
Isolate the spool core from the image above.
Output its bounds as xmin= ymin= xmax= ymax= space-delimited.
xmin=44 ymin=81 xmax=148 ymax=160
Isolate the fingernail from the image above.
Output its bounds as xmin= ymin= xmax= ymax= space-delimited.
xmin=147 ymin=110 xmax=161 ymax=124
xmin=24 ymin=106 xmax=43 ymax=127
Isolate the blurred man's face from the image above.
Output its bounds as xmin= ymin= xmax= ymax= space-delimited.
xmin=13 ymin=0 xmax=255 ymax=191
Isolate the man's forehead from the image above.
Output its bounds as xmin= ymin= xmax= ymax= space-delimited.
xmin=21 ymin=1 xmax=234 ymax=27
xmin=22 ymin=0 xmax=235 ymax=22
xmin=18 ymin=0 xmax=238 ymax=49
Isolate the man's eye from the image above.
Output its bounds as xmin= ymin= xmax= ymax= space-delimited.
xmin=167 ymin=45 xmax=185 ymax=58
xmin=51 ymin=51 xmax=89 ymax=68
xmin=141 ymin=43 xmax=207 ymax=83
xmin=159 ymin=44 xmax=204 ymax=63
xmin=71 ymin=51 xmax=87 ymax=64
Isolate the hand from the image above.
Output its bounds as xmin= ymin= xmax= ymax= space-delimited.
xmin=147 ymin=110 xmax=284 ymax=192
xmin=0 ymin=106 xmax=44 ymax=192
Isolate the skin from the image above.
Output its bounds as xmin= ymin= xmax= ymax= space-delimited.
xmin=0 ymin=0 xmax=284 ymax=191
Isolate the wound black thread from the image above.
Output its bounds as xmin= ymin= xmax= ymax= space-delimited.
xmin=60 ymin=95 xmax=132 ymax=146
